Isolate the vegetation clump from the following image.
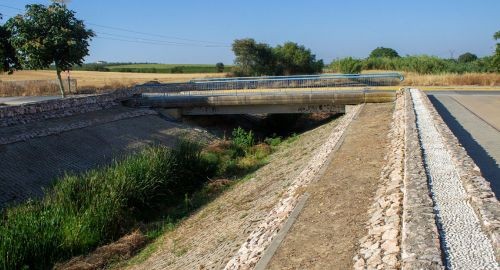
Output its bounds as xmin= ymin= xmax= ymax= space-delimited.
xmin=231 ymin=38 xmax=324 ymax=76
xmin=0 ymin=128 xmax=290 ymax=269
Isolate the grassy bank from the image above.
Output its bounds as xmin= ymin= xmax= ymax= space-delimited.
xmin=0 ymin=128 xmax=285 ymax=269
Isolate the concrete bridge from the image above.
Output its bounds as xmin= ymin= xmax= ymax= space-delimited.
xmin=125 ymin=73 xmax=402 ymax=115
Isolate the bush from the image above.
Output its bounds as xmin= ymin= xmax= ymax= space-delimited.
xmin=215 ymin=62 xmax=224 ymax=73
xmin=170 ymin=66 xmax=184 ymax=73
xmin=232 ymin=127 xmax=255 ymax=149
xmin=264 ymin=135 xmax=282 ymax=147
xmin=330 ymin=57 xmax=363 ymax=74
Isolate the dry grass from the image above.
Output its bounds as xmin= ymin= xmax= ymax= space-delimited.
xmin=0 ymin=70 xmax=226 ymax=96
xmin=402 ymin=72 xmax=500 ymax=87
xmin=362 ymin=70 xmax=500 ymax=87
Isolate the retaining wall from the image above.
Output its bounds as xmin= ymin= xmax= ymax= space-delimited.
xmin=0 ymin=88 xmax=138 ymax=127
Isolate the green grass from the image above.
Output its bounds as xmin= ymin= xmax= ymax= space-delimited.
xmin=105 ymin=63 xmax=233 ymax=74
xmin=0 ymin=128 xmax=286 ymax=270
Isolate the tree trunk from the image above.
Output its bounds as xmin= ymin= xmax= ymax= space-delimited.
xmin=56 ymin=68 xmax=66 ymax=98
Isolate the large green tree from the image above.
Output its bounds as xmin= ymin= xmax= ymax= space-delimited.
xmin=232 ymin=39 xmax=323 ymax=76
xmin=232 ymin=38 xmax=276 ymax=76
xmin=0 ymin=14 xmax=20 ymax=74
xmin=274 ymin=42 xmax=323 ymax=75
xmin=457 ymin=52 xmax=478 ymax=63
xmin=369 ymin=47 xmax=400 ymax=58
xmin=6 ymin=3 xmax=94 ymax=97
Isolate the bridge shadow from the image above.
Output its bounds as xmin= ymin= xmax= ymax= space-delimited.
xmin=428 ymin=95 xmax=500 ymax=199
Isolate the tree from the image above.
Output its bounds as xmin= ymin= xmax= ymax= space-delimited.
xmin=0 ymin=14 xmax=20 ymax=74
xmin=457 ymin=52 xmax=478 ymax=63
xmin=232 ymin=38 xmax=276 ymax=76
xmin=369 ymin=47 xmax=400 ymax=58
xmin=493 ymin=31 xmax=500 ymax=72
xmin=273 ymin=42 xmax=323 ymax=75
xmin=215 ymin=62 xmax=224 ymax=73
xmin=6 ymin=3 xmax=94 ymax=97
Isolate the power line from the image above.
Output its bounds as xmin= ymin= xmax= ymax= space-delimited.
xmin=95 ymin=31 xmax=230 ymax=47
xmin=88 ymin=23 xmax=229 ymax=46
xmin=0 ymin=2 xmax=231 ymax=47
xmin=94 ymin=34 xmax=229 ymax=48
xmin=0 ymin=4 xmax=22 ymax=11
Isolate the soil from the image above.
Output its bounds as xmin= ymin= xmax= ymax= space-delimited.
xmin=266 ymin=103 xmax=393 ymax=269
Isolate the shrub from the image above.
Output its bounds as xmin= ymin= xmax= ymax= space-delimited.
xmin=264 ymin=135 xmax=282 ymax=147
xmin=170 ymin=66 xmax=184 ymax=73
xmin=215 ymin=62 xmax=224 ymax=73
xmin=330 ymin=57 xmax=363 ymax=74
xmin=232 ymin=127 xmax=255 ymax=149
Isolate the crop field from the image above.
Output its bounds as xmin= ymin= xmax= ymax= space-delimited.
xmin=0 ymin=70 xmax=225 ymax=96
xmin=1 ymin=70 xmax=499 ymax=97
xmin=105 ymin=63 xmax=233 ymax=73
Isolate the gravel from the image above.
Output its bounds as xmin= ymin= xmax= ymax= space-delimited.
xmin=411 ymin=89 xmax=498 ymax=270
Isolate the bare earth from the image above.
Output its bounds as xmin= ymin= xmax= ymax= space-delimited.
xmin=267 ymin=103 xmax=393 ymax=269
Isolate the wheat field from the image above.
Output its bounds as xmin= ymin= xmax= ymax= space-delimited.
xmin=1 ymin=70 xmax=499 ymax=96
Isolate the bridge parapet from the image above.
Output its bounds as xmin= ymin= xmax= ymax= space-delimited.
xmin=136 ymin=73 xmax=404 ymax=95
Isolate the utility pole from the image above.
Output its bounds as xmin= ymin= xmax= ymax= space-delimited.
xmin=448 ymin=49 xmax=455 ymax=59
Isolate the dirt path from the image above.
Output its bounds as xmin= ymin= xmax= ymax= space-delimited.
xmin=266 ymin=103 xmax=393 ymax=269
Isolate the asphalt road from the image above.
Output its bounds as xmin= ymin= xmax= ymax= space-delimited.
xmin=427 ymin=91 xmax=500 ymax=198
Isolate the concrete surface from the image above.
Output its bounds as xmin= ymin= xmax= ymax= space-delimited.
xmin=0 ymin=96 xmax=61 ymax=106
xmin=0 ymin=109 xmax=209 ymax=208
xmin=126 ymin=90 xmax=395 ymax=115
xmin=427 ymin=91 xmax=500 ymax=198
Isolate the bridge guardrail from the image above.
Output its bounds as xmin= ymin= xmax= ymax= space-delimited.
xmin=137 ymin=73 xmax=404 ymax=97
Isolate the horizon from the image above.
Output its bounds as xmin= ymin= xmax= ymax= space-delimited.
xmin=1 ymin=0 xmax=499 ymax=65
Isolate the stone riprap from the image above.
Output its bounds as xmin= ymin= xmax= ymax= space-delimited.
xmin=353 ymin=90 xmax=412 ymax=270
xmin=355 ymin=88 xmax=499 ymax=270
xmin=0 ymin=88 xmax=138 ymax=127
xmin=224 ymin=105 xmax=362 ymax=270
xmin=411 ymin=88 xmax=498 ymax=270
xmin=401 ymin=90 xmax=443 ymax=270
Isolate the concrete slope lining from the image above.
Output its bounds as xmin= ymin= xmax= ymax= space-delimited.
xmin=411 ymin=89 xmax=498 ymax=270
xmin=223 ymin=105 xmax=363 ymax=269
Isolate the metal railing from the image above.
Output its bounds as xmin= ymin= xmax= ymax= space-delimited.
xmin=137 ymin=73 xmax=404 ymax=97
xmin=189 ymin=73 xmax=403 ymax=91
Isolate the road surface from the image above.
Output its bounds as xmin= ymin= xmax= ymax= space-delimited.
xmin=427 ymin=90 xmax=500 ymax=198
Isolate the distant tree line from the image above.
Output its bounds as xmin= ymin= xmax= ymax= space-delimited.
xmin=330 ymin=34 xmax=500 ymax=74
xmin=231 ymin=38 xmax=324 ymax=76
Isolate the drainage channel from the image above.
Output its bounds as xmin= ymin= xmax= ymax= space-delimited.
xmin=411 ymin=89 xmax=498 ymax=270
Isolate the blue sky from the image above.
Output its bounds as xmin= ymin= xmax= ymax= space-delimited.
xmin=1 ymin=0 xmax=499 ymax=64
